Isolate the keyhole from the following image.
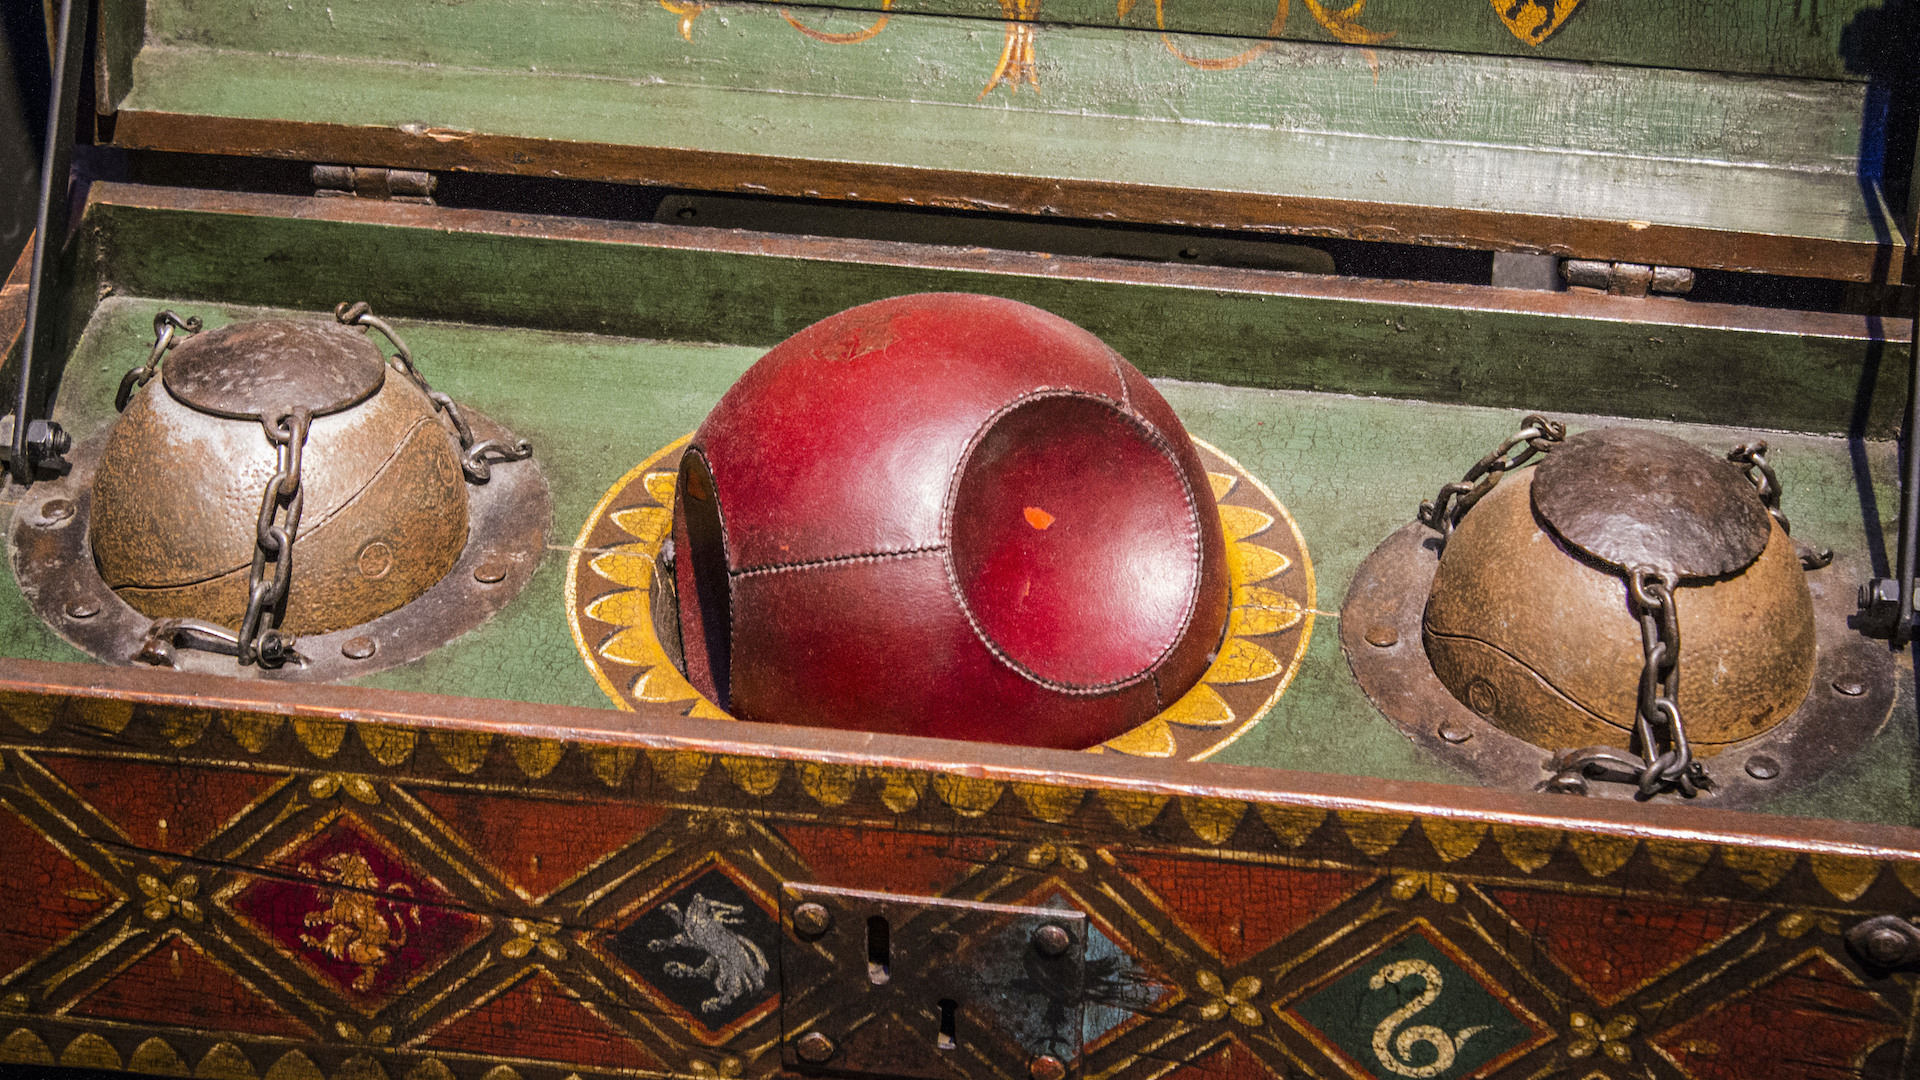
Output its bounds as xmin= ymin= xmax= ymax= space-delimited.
xmin=867 ymin=916 xmax=891 ymax=985
xmin=937 ymin=999 xmax=957 ymax=1050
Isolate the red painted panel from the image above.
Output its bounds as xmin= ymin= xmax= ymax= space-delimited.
xmin=1490 ymin=888 xmax=1765 ymax=1005
xmin=1115 ymin=852 xmax=1374 ymax=966
xmin=411 ymin=788 xmax=666 ymax=899
xmin=775 ymin=823 xmax=1002 ymax=898
xmin=423 ymin=969 xmax=663 ymax=1071
xmin=71 ymin=934 xmax=311 ymax=1038
xmin=0 ymin=800 xmax=114 ymax=976
xmin=1653 ymin=953 xmax=1903 ymax=1080
xmin=39 ymin=755 xmax=282 ymax=856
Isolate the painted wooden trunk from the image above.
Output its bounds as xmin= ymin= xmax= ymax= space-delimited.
xmin=1 ymin=1 xmax=1917 ymax=1078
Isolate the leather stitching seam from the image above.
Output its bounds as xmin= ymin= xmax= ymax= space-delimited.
xmin=730 ymin=545 xmax=945 ymax=579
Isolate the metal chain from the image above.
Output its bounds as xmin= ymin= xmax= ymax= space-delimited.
xmin=116 ymin=311 xmax=202 ymax=411
xmin=1417 ymin=413 xmax=1566 ymax=542
xmin=334 ymin=302 xmax=533 ymax=480
xmin=1728 ymin=441 xmax=1833 ymax=569
xmin=1545 ymin=568 xmax=1711 ymax=798
xmin=236 ymin=406 xmax=313 ymax=668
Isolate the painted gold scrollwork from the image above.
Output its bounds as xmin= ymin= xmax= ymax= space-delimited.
xmin=1151 ymin=0 xmax=1290 ymax=72
xmin=981 ymin=0 xmax=1046 ymax=96
xmin=660 ymin=1 xmax=707 ymax=41
xmin=1370 ymin=960 xmax=1488 ymax=1078
xmin=1303 ymin=0 xmax=1394 ymax=45
xmin=783 ymin=0 xmax=894 ymax=44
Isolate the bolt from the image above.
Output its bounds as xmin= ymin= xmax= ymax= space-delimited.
xmin=1833 ymin=679 xmax=1866 ymax=697
xmin=1744 ymin=755 xmax=1780 ymax=780
xmin=792 ymin=903 xmax=832 ymax=938
xmin=795 ymin=1032 xmax=835 ymax=1064
xmin=1437 ymin=720 xmax=1473 ymax=744
xmin=1032 ymin=924 xmax=1071 ymax=957
xmin=341 ymin=636 xmax=377 ymax=660
xmin=1865 ymin=927 xmax=1909 ymax=967
xmin=473 ymin=556 xmax=509 ymax=584
xmin=1364 ymin=625 xmax=1398 ymax=648
xmin=38 ymin=498 xmax=73 ymax=525
xmin=63 ymin=599 xmax=98 ymax=619
xmin=1030 ymin=1055 xmax=1067 ymax=1080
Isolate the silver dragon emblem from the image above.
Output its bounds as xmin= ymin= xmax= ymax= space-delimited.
xmin=648 ymin=893 xmax=771 ymax=1013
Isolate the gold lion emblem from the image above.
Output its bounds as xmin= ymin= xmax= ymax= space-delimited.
xmin=298 ymin=852 xmax=421 ymax=991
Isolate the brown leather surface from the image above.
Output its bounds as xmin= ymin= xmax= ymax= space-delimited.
xmin=673 ymin=293 xmax=1229 ymax=747
xmin=1423 ymin=468 xmax=1815 ymax=750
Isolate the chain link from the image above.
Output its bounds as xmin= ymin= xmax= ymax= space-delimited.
xmin=1728 ymin=441 xmax=1832 ymax=569
xmin=334 ymin=302 xmax=533 ymax=481
xmin=1417 ymin=413 xmax=1565 ymax=541
xmin=235 ymin=406 xmax=312 ymax=668
xmin=117 ymin=311 xmax=202 ymax=411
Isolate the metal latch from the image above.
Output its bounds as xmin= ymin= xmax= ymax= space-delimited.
xmin=780 ymin=884 xmax=1086 ymax=1080
xmin=1562 ymin=259 xmax=1694 ymax=297
xmin=312 ymin=165 xmax=438 ymax=204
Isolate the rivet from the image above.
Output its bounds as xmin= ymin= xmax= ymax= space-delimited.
xmin=1364 ymin=625 xmax=1398 ymax=648
xmin=795 ymin=1032 xmax=835 ymax=1063
xmin=1744 ymin=755 xmax=1780 ymax=780
xmin=1866 ymin=926 xmax=1909 ymax=967
xmin=341 ymin=636 xmax=377 ymax=660
xmin=1832 ymin=679 xmax=1866 ymax=697
xmin=792 ymin=903 xmax=832 ymax=938
xmin=1030 ymin=1055 xmax=1067 ymax=1080
xmin=63 ymin=600 xmax=98 ymax=619
xmin=1032 ymin=924 xmax=1071 ymax=957
xmin=38 ymin=498 xmax=74 ymax=525
xmin=473 ymin=556 xmax=509 ymax=584
xmin=1437 ymin=720 xmax=1473 ymax=744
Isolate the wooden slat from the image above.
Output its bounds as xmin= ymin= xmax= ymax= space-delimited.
xmin=100 ymin=1 xmax=1900 ymax=282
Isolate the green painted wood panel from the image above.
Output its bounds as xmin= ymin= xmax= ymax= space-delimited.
xmin=83 ymin=186 xmax=1908 ymax=437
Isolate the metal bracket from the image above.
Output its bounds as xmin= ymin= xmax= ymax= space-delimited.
xmin=1562 ymin=259 xmax=1694 ymax=297
xmin=1857 ymin=257 xmax=1920 ymax=644
xmin=312 ymin=165 xmax=437 ymax=204
xmin=779 ymin=884 xmax=1086 ymax=1080
xmin=1845 ymin=915 xmax=1920 ymax=974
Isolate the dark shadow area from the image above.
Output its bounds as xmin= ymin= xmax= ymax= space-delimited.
xmin=0 ymin=3 xmax=51 ymax=275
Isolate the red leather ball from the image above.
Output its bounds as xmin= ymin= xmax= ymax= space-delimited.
xmin=671 ymin=293 xmax=1230 ymax=748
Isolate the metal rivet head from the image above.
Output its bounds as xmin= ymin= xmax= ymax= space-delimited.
xmin=1865 ymin=927 xmax=1910 ymax=967
xmin=1364 ymin=625 xmax=1398 ymax=648
xmin=1437 ymin=720 xmax=1473 ymax=744
xmin=1832 ymin=679 xmax=1866 ymax=697
xmin=795 ymin=1032 xmax=835 ymax=1063
xmin=473 ymin=556 xmax=509 ymax=584
xmin=1744 ymin=755 xmax=1780 ymax=780
xmin=38 ymin=499 xmax=74 ymax=525
xmin=792 ymin=903 xmax=832 ymax=939
xmin=1032 ymin=924 xmax=1071 ymax=957
xmin=1030 ymin=1055 xmax=1067 ymax=1080
xmin=341 ymin=636 xmax=377 ymax=660
xmin=63 ymin=600 xmax=98 ymax=620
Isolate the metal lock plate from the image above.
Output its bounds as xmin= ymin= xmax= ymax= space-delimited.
xmin=780 ymin=884 xmax=1087 ymax=1080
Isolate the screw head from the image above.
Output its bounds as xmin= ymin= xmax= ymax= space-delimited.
xmin=1865 ymin=926 xmax=1909 ymax=967
xmin=1364 ymin=625 xmax=1399 ymax=648
xmin=38 ymin=498 xmax=74 ymax=525
xmin=63 ymin=599 xmax=98 ymax=619
xmin=1437 ymin=720 xmax=1473 ymax=744
xmin=473 ymin=555 xmax=510 ymax=584
xmin=1030 ymin=1055 xmax=1067 ymax=1080
xmin=792 ymin=902 xmax=832 ymax=939
xmin=1833 ymin=678 xmax=1866 ymax=697
xmin=795 ymin=1032 xmax=835 ymax=1063
xmin=341 ymin=636 xmax=377 ymax=660
xmin=1033 ymin=924 xmax=1072 ymax=957
xmin=1744 ymin=754 xmax=1780 ymax=780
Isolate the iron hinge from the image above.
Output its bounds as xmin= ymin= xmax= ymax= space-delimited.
xmin=312 ymin=165 xmax=438 ymax=204
xmin=1562 ymin=259 xmax=1695 ymax=297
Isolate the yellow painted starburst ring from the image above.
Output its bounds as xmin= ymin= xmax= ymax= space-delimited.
xmin=566 ymin=434 xmax=1314 ymax=760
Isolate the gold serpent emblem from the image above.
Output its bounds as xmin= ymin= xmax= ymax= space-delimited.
xmin=1369 ymin=960 xmax=1488 ymax=1079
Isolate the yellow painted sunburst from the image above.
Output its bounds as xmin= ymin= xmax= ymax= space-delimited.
xmin=565 ymin=435 xmax=1314 ymax=760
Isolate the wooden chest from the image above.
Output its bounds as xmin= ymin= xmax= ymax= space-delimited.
xmin=0 ymin=3 xmax=1916 ymax=1079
